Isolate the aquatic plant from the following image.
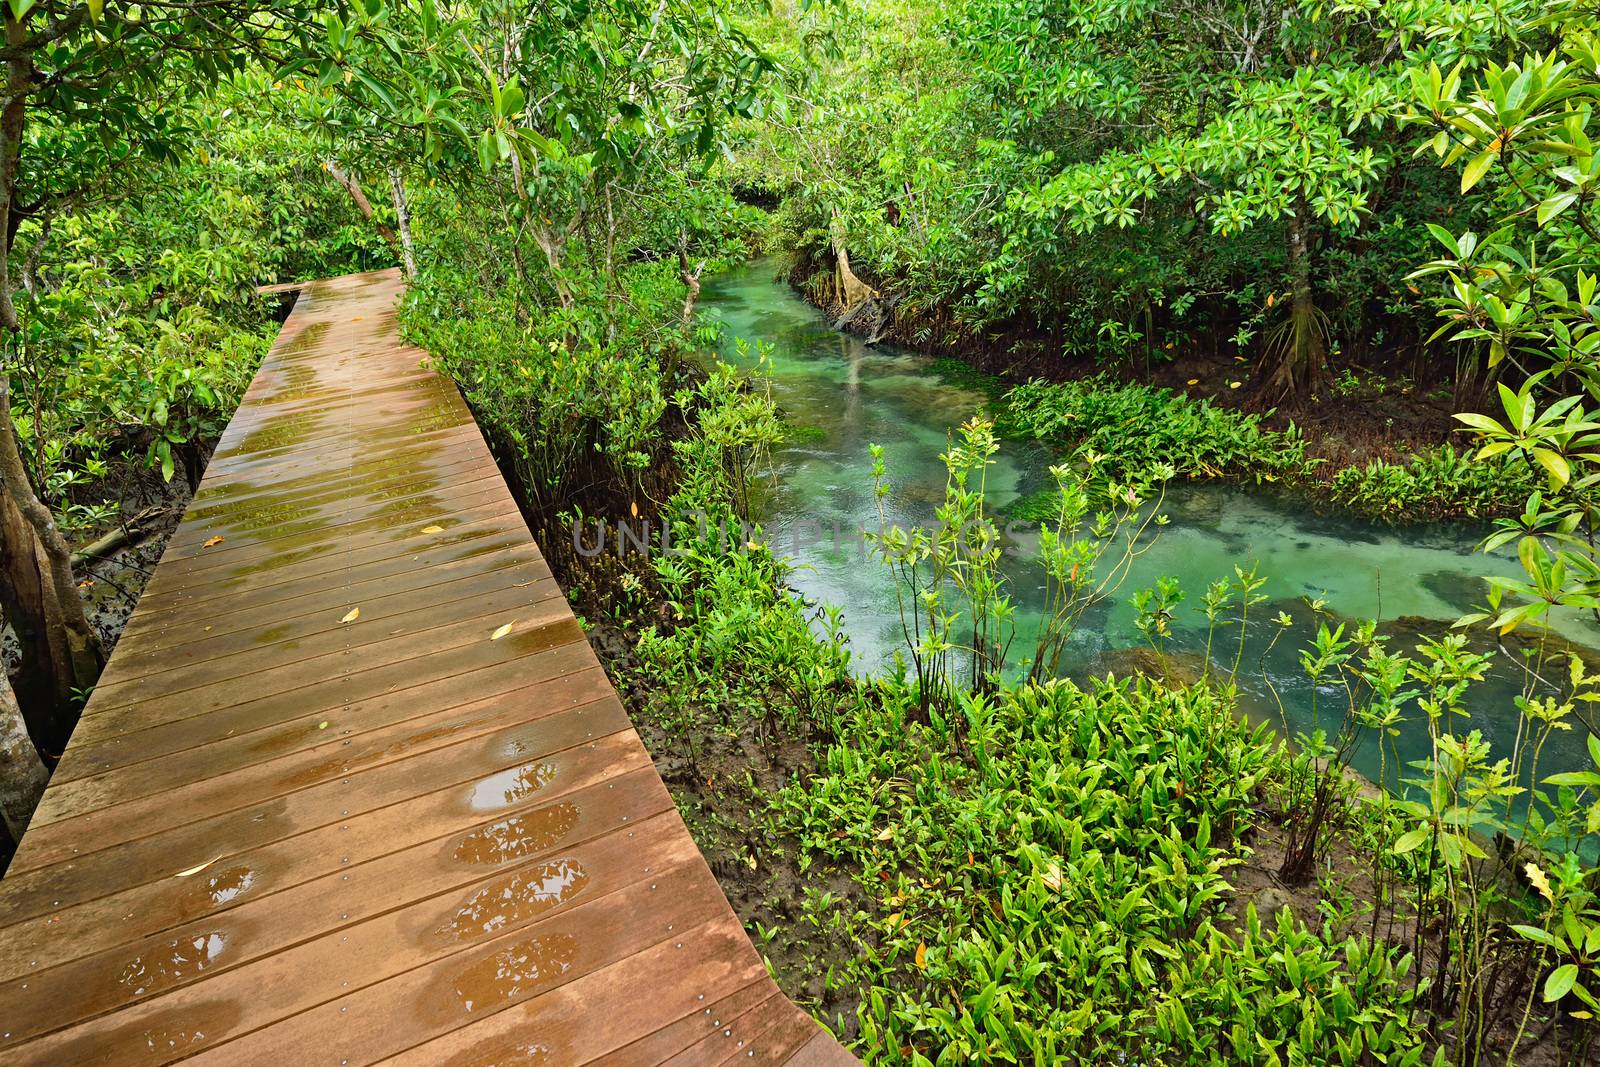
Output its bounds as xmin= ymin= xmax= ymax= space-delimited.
xmin=1001 ymin=376 xmax=1306 ymax=485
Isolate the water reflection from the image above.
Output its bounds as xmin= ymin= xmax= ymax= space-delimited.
xmin=440 ymin=860 xmax=589 ymax=940
xmin=468 ymin=763 xmax=558 ymax=811
xmin=454 ymin=805 xmax=580 ymax=864
xmin=119 ymin=932 xmax=228 ymax=996
xmin=451 ymin=934 xmax=577 ymax=1013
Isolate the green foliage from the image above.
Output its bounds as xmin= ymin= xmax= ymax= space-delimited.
xmin=198 ymin=92 xmax=400 ymax=280
xmin=14 ymin=169 xmax=261 ymax=526
xmin=869 ymin=413 xmax=1167 ymax=706
xmin=777 ymin=676 xmax=1425 ymax=1064
xmin=1413 ymin=2 xmax=1600 ymax=630
xmin=8 ymin=90 xmax=398 ymax=537
xmin=755 ymin=0 xmax=1559 ymax=395
xmin=1325 ymin=443 xmax=1538 ymax=521
xmin=403 ymin=255 xmax=677 ymax=503
xmin=1001 ymin=376 xmax=1306 ymax=484
xmin=1001 ymin=377 xmax=1534 ymax=521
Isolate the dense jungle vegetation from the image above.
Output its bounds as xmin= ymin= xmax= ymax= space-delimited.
xmin=4 ymin=0 xmax=1600 ymax=1064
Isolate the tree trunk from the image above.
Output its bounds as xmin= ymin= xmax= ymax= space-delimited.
xmin=387 ymin=165 xmax=417 ymax=276
xmin=0 ymin=14 xmax=102 ymax=750
xmin=326 ymin=160 xmax=404 ymax=264
xmin=530 ymin=222 xmax=574 ymax=310
xmin=0 ymin=379 xmax=101 ymax=748
xmin=1268 ymin=201 xmax=1328 ymax=403
xmin=830 ymin=209 xmax=877 ymax=314
xmin=677 ymin=229 xmax=703 ymax=327
xmin=0 ymin=669 xmax=47 ymax=841
xmin=0 ymin=487 xmax=70 ymax=741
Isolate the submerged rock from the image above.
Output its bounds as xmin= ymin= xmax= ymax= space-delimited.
xmin=1089 ymin=645 xmax=1209 ymax=689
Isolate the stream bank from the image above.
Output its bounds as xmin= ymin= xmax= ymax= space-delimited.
xmin=784 ymin=253 xmax=1529 ymax=522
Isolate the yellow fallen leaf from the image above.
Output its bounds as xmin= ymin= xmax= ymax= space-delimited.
xmin=1229 ymin=381 xmax=1242 ymax=389
xmin=874 ymin=825 xmax=895 ymax=842
xmin=420 ymin=525 xmax=444 ymax=534
xmin=1042 ymin=862 xmax=1063 ymax=891
xmin=886 ymin=912 xmax=903 ymax=929
xmin=176 ymin=858 xmax=216 ymax=878
xmin=318 ymin=721 xmax=329 ymax=730
xmin=491 ymin=622 xmax=514 ymax=640
xmin=1526 ymin=862 xmax=1554 ymax=903
xmin=202 ymin=536 xmax=224 ymax=548
xmin=341 ymin=607 xmax=360 ymax=623
xmin=915 ymin=942 xmax=927 ymax=970
xmin=629 ymin=500 xmax=638 ymax=518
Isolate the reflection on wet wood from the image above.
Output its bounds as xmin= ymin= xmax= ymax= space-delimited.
xmin=0 ymin=269 xmax=855 ymax=1066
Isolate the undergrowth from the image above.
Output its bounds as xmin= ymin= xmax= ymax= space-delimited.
xmin=1002 ymin=377 xmax=1532 ymax=522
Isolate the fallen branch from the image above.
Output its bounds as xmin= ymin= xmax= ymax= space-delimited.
xmin=70 ymin=506 xmax=164 ymax=567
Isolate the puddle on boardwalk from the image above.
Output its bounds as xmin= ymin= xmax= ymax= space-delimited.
xmin=453 ymin=805 xmax=581 ymax=864
xmin=265 ymin=362 xmax=322 ymax=402
xmin=410 ymin=406 xmax=468 ymax=435
xmin=234 ymin=412 xmax=324 ymax=454
xmin=278 ymin=320 xmax=332 ymax=358
xmin=276 ymin=719 xmax=480 ymax=792
xmin=374 ymin=499 xmax=448 ymax=528
xmin=118 ymin=932 xmax=229 ymax=996
xmin=440 ymin=859 xmax=589 ymax=940
xmin=209 ymin=501 xmax=319 ymax=534
xmin=226 ymin=544 xmax=325 ymax=579
xmin=194 ymin=866 xmax=256 ymax=909
xmin=467 ymin=763 xmax=558 ymax=811
xmin=450 ymin=934 xmax=578 ymax=1014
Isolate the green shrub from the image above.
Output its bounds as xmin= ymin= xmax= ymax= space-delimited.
xmin=1000 ymin=376 xmax=1307 ymax=484
xmin=778 ymin=677 xmax=1427 ymax=1064
xmin=1324 ymin=444 xmax=1535 ymax=521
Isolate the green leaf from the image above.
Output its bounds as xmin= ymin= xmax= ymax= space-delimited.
xmin=1424 ymin=223 xmax=1460 ymax=256
xmin=1543 ymin=771 xmax=1600 ymax=787
xmin=1392 ymin=826 xmax=1430 ymax=855
xmin=1512 ymin=924 xmax=1565 ymax=951
xmin=1532 ymin=448 xmax=1572 ymax=487
xmin=1539 ymin=192 xmax=1579 ymax=227
xmin=1454 ymin=412 xmax=1506 ymax=434
xmin=1545 ymin=964 xmax=1579 ymax=1003
xmin=500 ymin=80 xmax=525 ymax=119
xmin=1461 ymin=151 xmax=1495 ymax=193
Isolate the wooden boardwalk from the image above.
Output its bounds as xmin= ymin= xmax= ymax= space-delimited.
xmin=0 ymin=270 xmax=856 ymax=1066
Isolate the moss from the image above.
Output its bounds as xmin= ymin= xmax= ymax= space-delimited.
xmin=1003 ymin=487 xmax=1060 ymax=523
xmin=782 ymin=421 xmax=830 ymax=446
xmin=928 ymin=356 xmax=1006 ymax=398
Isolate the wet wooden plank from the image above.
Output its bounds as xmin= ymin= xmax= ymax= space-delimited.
xmin=0 ymin=269 xmax=852 ymax=1065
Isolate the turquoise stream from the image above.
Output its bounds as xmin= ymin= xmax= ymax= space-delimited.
xmin=703 ymin=260 xmax=1600 ymax=789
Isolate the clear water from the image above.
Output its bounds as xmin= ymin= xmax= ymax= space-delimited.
xmin=702 ymin=260 xmax=1600 ymax=789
